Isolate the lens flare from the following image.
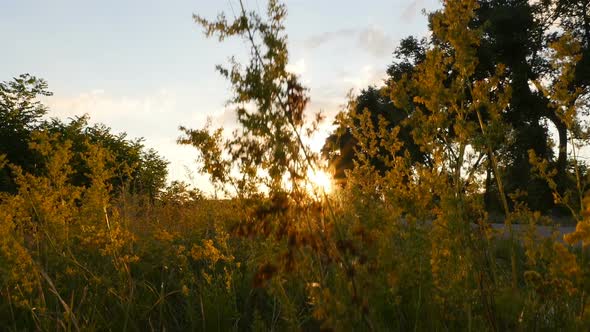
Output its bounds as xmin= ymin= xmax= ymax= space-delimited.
xmin=307 ymin=169 xmax=333 ymax=195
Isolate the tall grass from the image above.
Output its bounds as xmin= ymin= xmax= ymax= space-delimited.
xmin=3 ymin=0 xmax=590 ymax=330
xmin=1 ymin=132 xmax=589 ymax=331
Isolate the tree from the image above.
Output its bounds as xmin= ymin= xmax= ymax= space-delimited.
xmin=325 ymin=0 xmax=589 ymax=213
xmin=0 ymin=74 xmax=169 ymax=199
xmin=474 ymin=0 xmax=556 ymax=211
xmin=348 ymin=0 xmax=512 ymax=326
xmin=552 ymin=0 xmax=590 ymax=88
xmin=135 ymin=148 xmax=169 ymax=202
xmin=0 ymin=74 xmax=52 ymax=192
xmin=44 ymin=115 xmax=169 ymax=199
xmin=181 ymin=0 xmax=322 ymax=197
xmin=322 ymin=86 xmax=426 ymax=182
xmin=322 ymin=37 xmax=428 ymax=182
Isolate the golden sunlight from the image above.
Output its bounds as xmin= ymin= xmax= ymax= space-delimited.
xmin=307 ymin=169 xmax=333 ymax=195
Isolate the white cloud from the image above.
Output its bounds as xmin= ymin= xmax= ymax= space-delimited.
xmin=303 ymin=29 xmax=357 ymax=49
xmin=46 ymin=88 xmax=177 ymax=125
xmin=43 ymin=88 xmax=222 ymax=192
xmin=286 ymin=58 xmax=306 ymax=76
xmin=304 ymin=27 xmax=395 ymax=58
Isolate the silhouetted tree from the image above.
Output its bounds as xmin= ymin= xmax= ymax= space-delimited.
xmin=0 ymin=75 xmax=169 ymax=199
xmin=324 ymin=0 xmax=589 ymax=213
xmin=0 ymin=74 xmax=51 ymax=192
xmin=322 ymin=37 xmax=428 ymax=182
xmin=43 ymin=115 xmax=169 ymax=200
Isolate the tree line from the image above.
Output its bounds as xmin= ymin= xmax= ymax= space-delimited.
xmin=0 ymin=74 xmax=169 ymax=202
xmin=322 ymin=0 xmax=590 ymax=215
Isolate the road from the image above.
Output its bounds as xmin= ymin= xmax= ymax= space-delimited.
xmin=488 ymin=223 xmax=576 ymax=243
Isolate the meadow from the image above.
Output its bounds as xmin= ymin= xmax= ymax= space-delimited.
xmin=2 ymin=0 xmax=590 ymax=331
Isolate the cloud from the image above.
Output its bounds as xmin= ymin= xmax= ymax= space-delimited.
xmin=45 ymin=88 xmax=214 ymax=183
xmin=401 ymin=0 xmax=426 ymax=23
xmin=303 ymin=29 xmax=356 ymax=49
xmin=357 ymin=27 xmax=395 ymax=57
xmin=300 ymin=64 xmax=388 ymax=150
xmin=286 ymin=58 xmax=306 ymax=76
xmin=304 ymin=27 xmax=395 ymax=58
xmin=46 ymin=89 xmax=178 ymax=128
xmin=340 ymin=65 xmax=388 ymax=91
xmin=209 ymin=106 xmax=238 ymax=129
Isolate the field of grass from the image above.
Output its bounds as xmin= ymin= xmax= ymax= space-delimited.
xmin=1 ymin=139 xmax=590 ymax=331
xmin=3 ymin=0 xmax=590 ymax=330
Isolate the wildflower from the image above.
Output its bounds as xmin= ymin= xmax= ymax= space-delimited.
xmin=181 ymin=284 xmax=190 ymax=296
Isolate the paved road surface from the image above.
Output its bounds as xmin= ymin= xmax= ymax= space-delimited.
xmin=488 ymin=223 xmax=576 ymax=243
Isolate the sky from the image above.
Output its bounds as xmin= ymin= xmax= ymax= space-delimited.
xmin=1 ymin=0 xmax=441 ymax=192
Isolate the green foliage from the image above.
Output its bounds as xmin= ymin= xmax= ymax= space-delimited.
xmin=43 ymin=115 xmax=169 ymax=200
xmin=322 ymin=86 xmax=426 ymax=182
xmin=183 ymin=0 xmax=323 ymax=196
xmin=0 ymin=78 xmax=169 ymax=200
xmin=0 ymin=74 xmax=51 ymax=192
xmin=325 ymin=0 xmax=590 ymax=214
xmin=0 ymin=132 xmax=248 ymax=331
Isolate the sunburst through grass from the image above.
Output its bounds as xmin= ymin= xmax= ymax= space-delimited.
xmin=306 ymin=168 xmax=333 ymax=195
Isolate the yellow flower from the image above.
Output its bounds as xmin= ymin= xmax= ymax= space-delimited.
xmin=181 ymin=285 xmax=190 ymax=296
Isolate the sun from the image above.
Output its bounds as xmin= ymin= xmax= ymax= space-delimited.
xmin=307 ymin=169 xmax=333 ymax=195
